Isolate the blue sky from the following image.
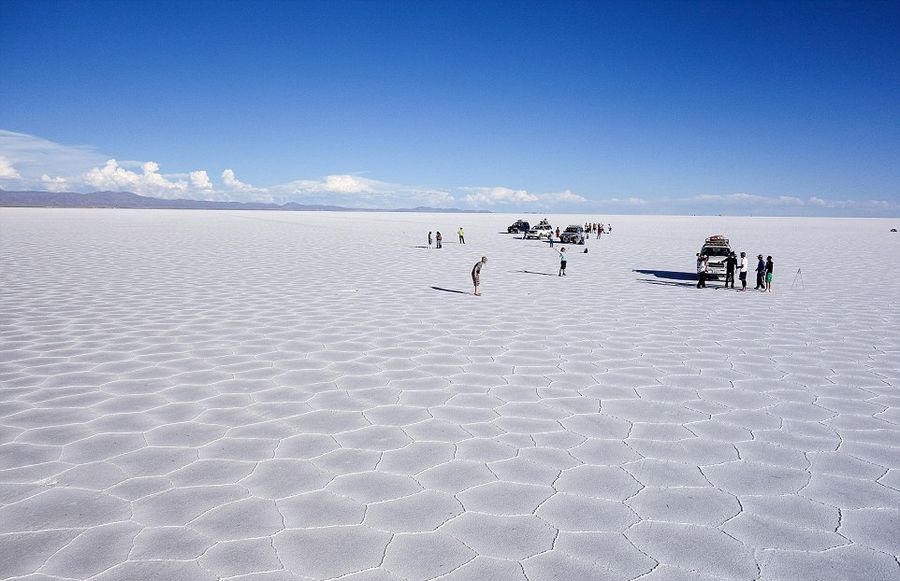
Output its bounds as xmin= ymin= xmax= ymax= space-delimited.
xmin=1 ymin=1 xmax=898 ymax=215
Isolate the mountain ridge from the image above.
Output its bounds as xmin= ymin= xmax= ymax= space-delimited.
xmin=0 ymin=189 xmax=490 ymax=213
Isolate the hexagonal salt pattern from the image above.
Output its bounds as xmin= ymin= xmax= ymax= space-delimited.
xmin=1 ymin=209 xmax=898 ymax=580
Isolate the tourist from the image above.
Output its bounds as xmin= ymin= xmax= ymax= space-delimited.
xmin=548 ymin=232 xmax=554 ymax=247
xmin=755 ymin=254 xmax=765 ymax=290
xmin=765 ymin=255 xmax=774 ymax=293
xmin=472 ymin=256 xmax=487 ymax=295
xmin=697 ymin=254 xmax=708 ymax=288
xmin=436 ymin=231 xmax=442 ymax=249
xmin=458 ymin=227 xmax=465 ymax=244
xmin=428 ymin=231 xmax=433 ymax=248
xmin=725 ymin=251 xmax=737 ymax=288
xmin=738 ymin=252 xmax=748 ymax=291
xmin=556 ymin=247 xmax=568 ymax=276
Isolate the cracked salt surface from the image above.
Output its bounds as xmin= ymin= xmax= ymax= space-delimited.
xmin=1 ymin=209 xmax=898 ymax=580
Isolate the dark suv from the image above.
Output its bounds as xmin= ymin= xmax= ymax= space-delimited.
xmin=560 ymin=225 xmax=585 ymax=244
xmin=507 ymin=220 xmax=531 ymax=233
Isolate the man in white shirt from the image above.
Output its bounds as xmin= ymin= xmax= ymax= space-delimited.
xmin=738 ymin=252 xmax=749 ymax=291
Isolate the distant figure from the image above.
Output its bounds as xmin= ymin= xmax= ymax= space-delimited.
xmin=472 ymin=256 xmax=487 ymax=295
xmin=765 ymin=256 xmax=774 ymax=293
xmin=725 ymin=252 xmax=737 ymax=288
xmin=738 ymin=252 xmax=748 ymax=291
xmin=755 ymin=254 xmax=765 ymax=290
xmin=556 ymin=247 xmax=568 ymax=276
xmin=428 ymin=231 xmax=433 ymax=248
xmin=548 ymin=232 xmax=554 ymax=248
xmin=458 ymin=227 xmax=465 ymax=244
xmin=555 ymin=227 xmax=561 ymax=239
xmin=697 ymin=254 xmax=708 ymax=288
xmin=607 ymin=223 xmax=612 ymax=233
xmin=597 ymin=226 xmax=602 ymax=239
xmin=436 ymin=231 xmax=443 ymax=249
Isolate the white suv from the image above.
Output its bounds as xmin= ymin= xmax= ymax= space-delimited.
xmin=525 ymin=224 xmax=553 ymax=239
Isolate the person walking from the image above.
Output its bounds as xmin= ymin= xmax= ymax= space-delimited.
xmin=697 ymin=254 xmax=708 ymax=288
xmin=725 ymin=251 xmax=737 ymax=288
xmin=428 ymin=231 xmax=433 ymax=248
xmin=556 ymin=247 xmax=568 ymax=276
xmin=472 ymin=256 xmax=487 ymax=295
xmin=738 ymin=251 xmax=749 ymax=291
xmin=435 ymin=231 xmax=442 ymax=249
xmin=765 ymin=256 xmax=774 ymax=293
xmin=755 ymin=254 xmax=765 ymax=290
xmin=458 ymin=227 xmax=465 ymax=244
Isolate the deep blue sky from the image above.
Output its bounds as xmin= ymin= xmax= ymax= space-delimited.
xmin=1 ymin=0 xmax=898 ymax=214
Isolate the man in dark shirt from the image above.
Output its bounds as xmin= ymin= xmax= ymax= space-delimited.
xmin=755 ymin=254 xmax=765 ymax=290
xmin=725 ymin=252 xmax=737 ymax=289
xmin=472 ymin=256 xmax=487 ymax=295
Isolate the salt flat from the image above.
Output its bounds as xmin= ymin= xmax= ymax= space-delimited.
xmin=1 ymin=208 xmax=898 ymax=581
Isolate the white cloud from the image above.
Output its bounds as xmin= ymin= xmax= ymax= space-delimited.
xmin=691 ymin=193 xmax=805 ymax=206
xmin=604 ymin=196 xmax=647 ymax=206
xmin=222 ymin=169 xmax=258 ymax=192
xmin=0 ymin=155 xmax=22 ymax=179
xmin=271 ymin=174 xmax=454 ymax=208
xmin=84 ymin=159 xmax=189 ymax=197
xmin=538 ymin=189 xmax=587 ymax=203
xmin=40 ymin=174 xmax=68 ymax=192
xmin=190 ymin=170 xmax=213 ymax=190
xmin=462 ymin=186 xmax=539 ymax=205
xmin=461 ymin=186 xmax=587 ymax=206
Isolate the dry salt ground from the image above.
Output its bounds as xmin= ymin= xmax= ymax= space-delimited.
xmin=1 ymin=208 xmax=899 ymax=581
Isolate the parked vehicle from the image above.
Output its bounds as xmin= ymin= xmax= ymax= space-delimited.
xmin=525 ymin=223 xmax=553 ymax=239
xmin=700 ymin=235 xmax=731 ymax=280
xmin=560 ymin=225 xmax=585 ymax=245
xmin=507 ymin=220 xmax=531 ymax=234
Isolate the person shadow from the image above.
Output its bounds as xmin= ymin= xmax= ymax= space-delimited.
xmin=514 ymin=270 xmax=556 ymax=276
xmin=431 ymin=286 xmax=467 ymax=294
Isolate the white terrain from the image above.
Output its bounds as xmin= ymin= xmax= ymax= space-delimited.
xmin=1 ymin=208 xmax=898 ymax=581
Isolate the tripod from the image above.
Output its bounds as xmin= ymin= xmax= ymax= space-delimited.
xmin=791 ymin=267 xmax=804 ymax=289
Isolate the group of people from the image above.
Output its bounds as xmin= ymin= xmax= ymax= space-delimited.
xmin=427 ymin=227 xmax=465 ymax=249
xmin=584 ymin=222 xmax=611 ymax=238
xmin=696 ymin=251 xmax=774 ymax=292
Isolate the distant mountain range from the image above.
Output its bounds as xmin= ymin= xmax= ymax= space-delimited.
xmin=0 ymin=189 xmax=490 ymax=213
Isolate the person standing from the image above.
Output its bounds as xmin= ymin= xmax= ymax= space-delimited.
xmin=472 ymin=256 xmax=487 ymax=295
xmin=548 ymin=232 xmax=554 ymax=248
xmin=738 ymin=252 xmax=749 ymax=291
xmin=555 ymin=226 xmax=561 ymax=239
xmin=765 ymin=256 xmax=774 ymax=293
xmin=725 ymin=251 xmax=737 ymax=288
xmin=435 ymin=231 xmax=442 ymax=249
xmin=458 ymin=227 xmax=465 ymax=244
xmin=755 ymin=254 xmax=765 ymax=290
xmin=428 ymin=231 xmax=433 ymax=248
xmin=697 ymin=254 xmax=708 ymax=288
xmin=556 ymin=247 xmax=568 ymax=276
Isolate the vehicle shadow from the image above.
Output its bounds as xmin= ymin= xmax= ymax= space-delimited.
xmin=513 ymin=270 xmax=556 ymax=276
xmin=431 ymin=286 xmax=468 ymax=294
xmin=636 ymin=279 xmax=698 ymax=288
xmin=633 ymin=270 xmax=696 ymax=281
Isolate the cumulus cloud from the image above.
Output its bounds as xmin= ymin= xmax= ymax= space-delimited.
xmin=462 ymin=186 xmax=538 ymax=205
xmin=83 ymin=159 xmax=189 ymax=197
xmin=40 ymin=174 xmax=69 ymax=192
xmin=0 ymin=155 xmax=21 ymax=179
xmin=461 ymin=186 xmax=586 ymax=206
xmin=221 ymin=169 xmax=258 ymax=192
xmin=270 ymin=174 xmax=454 ymax=208
xmin=190 ymin=170 xmax=213 ymax=191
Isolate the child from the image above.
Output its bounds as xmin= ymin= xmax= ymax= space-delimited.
xmin=556 ymin=247 xmax=567 ymax=276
